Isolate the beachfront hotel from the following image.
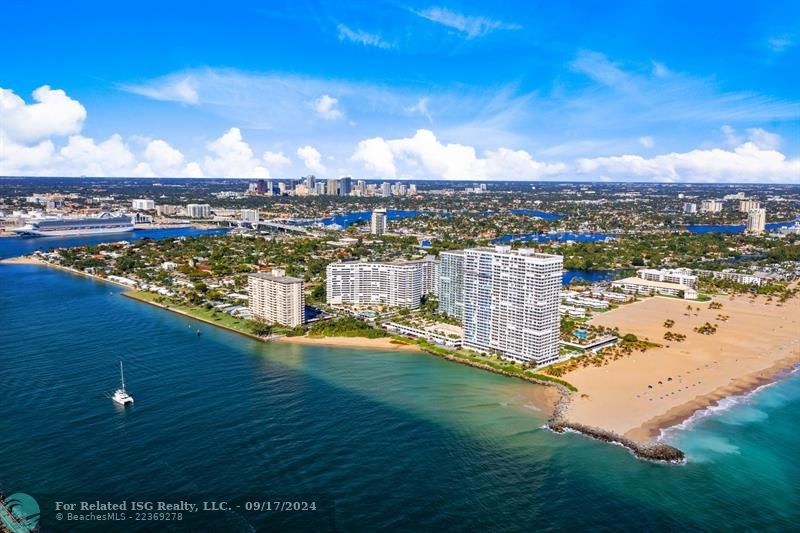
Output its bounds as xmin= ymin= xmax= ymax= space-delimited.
xmin=438 ymin=250 xmax=465 ymax=319
xmin=611 ymin=277 xmax=698 ymax=300
xmin=637 ymin=267 xmax=698 ymax=288
xmin=462 ymin=246 xmax=563 ymax=366
xmin=326 ymin=257 xmax=439 ymax=309
xmin=248 ymin=269 xmax=305 ymax=327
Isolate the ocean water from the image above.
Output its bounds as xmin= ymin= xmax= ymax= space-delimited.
xmin=2 ymin=240 xmax=799 ymax=531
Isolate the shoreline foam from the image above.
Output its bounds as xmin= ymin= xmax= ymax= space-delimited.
xmin=657 ymin=363 xmax=800 ymax=441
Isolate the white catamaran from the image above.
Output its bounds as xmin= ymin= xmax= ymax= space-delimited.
xmin=112 ymin=361 xmax=134 ymax=406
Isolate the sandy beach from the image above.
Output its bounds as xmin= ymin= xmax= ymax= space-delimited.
xmin=0 ymin=255 xmax=45 ymax=264
xmin=563 ymin=293 xmax=800 ymax=441
xmin=277 ymin=335 xmax=422 ymax=352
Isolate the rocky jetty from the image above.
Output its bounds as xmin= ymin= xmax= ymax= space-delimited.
xmin=548 ymin=394 xmax=685 ymax=463
xmin=416 ymin=343 xmax=686 ymax=463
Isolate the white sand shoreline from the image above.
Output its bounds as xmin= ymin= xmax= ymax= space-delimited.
xmin=562 ymin=291 xmax=800 ymax=442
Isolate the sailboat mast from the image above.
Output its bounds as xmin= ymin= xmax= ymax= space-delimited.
xmin=120 ymin=361 xmax=126 ymax=392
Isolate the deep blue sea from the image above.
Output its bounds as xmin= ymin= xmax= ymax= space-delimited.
xmin=2 ymin=234 xmax=799 ymax=531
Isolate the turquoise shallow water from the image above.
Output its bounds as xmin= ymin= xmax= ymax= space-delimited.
xmin=1 ymin=240 xmax=799 ymax=531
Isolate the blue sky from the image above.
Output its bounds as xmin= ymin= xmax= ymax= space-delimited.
xmin=1 ymin=0 xmax=798 ymax=181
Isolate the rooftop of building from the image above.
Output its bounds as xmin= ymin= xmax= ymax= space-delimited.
xmin=468 ymin=246 xmax=563 ymax=262
xmin=249 ymin=271 xmax=303 ymax=284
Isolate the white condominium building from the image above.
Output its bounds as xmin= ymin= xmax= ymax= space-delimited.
xmin=326 ymin=257 xmax=439 ymax=309
xmin=131 ymin=199 xmax=155 ymax=210
xmin=370 ymin=209 xmax=387 ymax=235
xmin=700 ymin=199 xmax=723 ymax=213
xmin=241 ymin=209 xmax=259 ymax=223
xmin=746 ymin=208 xmax=766 ymax=234
xmin=462 ymin=246 xmax=563 ymax=366
xmin=438 ymin=250 xmax=465 ymax=319
xmin=248 ymin=269 xmax=305 ymax=327
xmin=738 ymin=199 xmax=760 ymax=212
xmin=637 ymin=267 xmax=698 ymax=288
xmin=694 ymin=269 xmax=767 ymax=286
xmin=417 ymin=255 xmax=440 ymax=296
xmin=611 ymin=277 xmax=698 ymax=300
xmin=186 ymin=203 xmax=211 ymax=218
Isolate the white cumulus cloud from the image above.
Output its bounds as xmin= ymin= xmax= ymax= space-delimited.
xmin=0 ymin=85 xmax=86 ymax=143
xmin=296 ymin=145 xmax=326 ymax=174
xmin=203 ymin=128 xmax=270 ymax=178
xmin=263 ymin=150 xmax=291 ymax=169
xmin=577 ymin=138 xmax=799 ymax=182
xmin=352 ymin=129 xmax=564 ymax=180
xmin=313 ymin=94 xmax=343 ymax=120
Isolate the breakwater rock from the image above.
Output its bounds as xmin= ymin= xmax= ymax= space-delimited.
xmin=415 ymin=344 xmax=686 ymax=463
xmin=546 ymin=382 xmax=685 ymax=462
xmin=548 ymin=421 xmax=685 ymax=463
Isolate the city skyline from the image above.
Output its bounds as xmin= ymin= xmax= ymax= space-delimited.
xmin=1 ymin=1 xmax=799 ymax=182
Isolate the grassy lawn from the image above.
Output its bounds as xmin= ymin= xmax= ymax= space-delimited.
xmin=126 ymin=290 xmax=263 ymax=336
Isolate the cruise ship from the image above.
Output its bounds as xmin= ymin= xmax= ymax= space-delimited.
xmin=13 ymin=212 xmax=135 ymax=237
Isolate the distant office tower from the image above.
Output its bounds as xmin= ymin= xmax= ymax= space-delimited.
xmin=326 ymin=257 xmax=439 ymax=309
xmin=186 ymin=204 xmax=211 ymax=218
xmin=370 ymin=209 xmax=387 ymax=235
xmin=315 ymin=182 xmax=327 ymax=195
xmin=326 ymin=178 xmax=338 ymax=196
xmin=240 ymin=209 xmax=259 ymax=223
xmin=700 ymin=199 xmax=723 ymax=213
xmin=683 ymin=202 xmax=697 ymax=214
xmin=739 ymin=199 xmax=760 ymax=212
xmin=247 ymin=180 xmax=266 ymax=194
xmin=304 ymin=175 xmax=316 ymax=190
xmin=746 ymin=208 xmax=766 ymax=234
xmin=381 ymin=182 xmax=392 ymax=197
xmin=408 ymin=184 xmax=417 ymax=195
xmin=355 ymin=180 xmax=366 ymax=195
xmin=438 ymin=250 xmax=465 ymax=319
xmin=462 ymin=247 xmax=563 ymax=366
xmin=131 ymin=199 xmax=155 ymax=211
xmin=248 ymin=269 xmax=305 ymax=327
xmin=339 ymin=177 xmax=352 ymax=196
